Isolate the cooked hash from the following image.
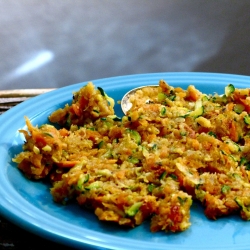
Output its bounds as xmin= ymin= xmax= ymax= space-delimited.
xmin=13 ymin=80 xmax=250 ymax=233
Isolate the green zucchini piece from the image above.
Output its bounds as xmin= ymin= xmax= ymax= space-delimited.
xmin=185 ymin=106 xmax=204 ymax=118
xmin=168 ymin=94 xmax=176 ymax=101
xmin=160 ymin=106 xmax=167 ymax=116
xmin=85 ymin=181 xmax=102 ymax=190
xmin=77 ymin=174 xmax=89 ymax=190
xmin=177 ymin=196 xmax=188 ymax=206
xmin=225 ymin=84 xmax=235 ymax=97
xmin=159 ymin=171 xmax=167 ymax=180
xmin=169 ymin=173 xmax=178 ymax=180
xmin=128 ymin=156 xmax=139 ymax=164
xmin=93 ymin=109 xmax=100 ymax=114
xmin=66 ymin=116 xmax=71 ymax=127
xmin=87 ymin=127 xmax=96 ymax=131
xmin=147 ymin=184 xmax=155 ymax=193
xmin=201 ymin=95 xmax=209 ymax=102
xmin=245 ymin=163 xmax=250 ymax=171
xmin=211 ymin=94 xmax=227 ymax=104
xmin=232 ymin=173 xmax=241 ymax=180
xmin=244 ymin=115 xmax=250 ymax=125
xmin=235 ymin=197 xmax=250 ymax=220
xmin=125 ymin=202 xmax=143 ymax=217
xmin=97 ymin=141 xmax=104 ymax=149
xmin=240 ymin=157 xmax=248 ymax=166
xmin=97 ymin=169 xmax=112 ymax=176
xmin=180 ymin=131 xmax=187 ymax=136
xmin=207 ymin=131 xmax=217 ymax=138
xmin=233 ymin=104 xmax=245 ymax=114
xmin=42 ymin=132 xmax=54 ymax=138
xmin=97 ymin=87 xmax=105 ymax=96
xmin=126 ymin=129 xmax=141 ymax=145
xmin=220 ymin=150 xmax=227 ymax=155
xmin=221 ymin=184 xmax=231 ymax=194
xmin=102 ymin=149 xmax=112 ymax=159
xmin=229 ymin=154 xmax=237 ymax=162
xmin=235 ymin=197 xmax=243 ymax=208
xmin=184 ymin=99 xmax=204 ymax=118
xmin=112 ymin=116 xmax=122 ymax=121
xmin=158 ymin=92 xmax=166 ymax=102
xmin=97 ymin=87 xmax=114 ymax=107
xmin=225 ymin=139 xmax=241 ymax=152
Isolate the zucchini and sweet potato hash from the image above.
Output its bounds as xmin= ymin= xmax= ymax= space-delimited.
xmin=13 ymin=80 xmax=250 ymax=233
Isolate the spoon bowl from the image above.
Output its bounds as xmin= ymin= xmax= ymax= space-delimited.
xmin=121 ymin=85 xmax=158 ymax=114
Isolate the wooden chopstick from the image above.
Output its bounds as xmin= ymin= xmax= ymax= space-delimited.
xmin=0 ymin=88 xmax=56 ymax=97
xmin=0 ymin=88 xmax=55 ymax=114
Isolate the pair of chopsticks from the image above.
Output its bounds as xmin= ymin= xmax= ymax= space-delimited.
xmin=0 ymin=88 xmax=55 ymax=114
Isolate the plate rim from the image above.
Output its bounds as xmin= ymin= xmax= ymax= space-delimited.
xmin=1 ymin=72 xmax=250 ymax=250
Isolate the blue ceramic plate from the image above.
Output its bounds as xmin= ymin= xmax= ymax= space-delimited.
xmin=1 ymin=73 xmax=250 ymax=250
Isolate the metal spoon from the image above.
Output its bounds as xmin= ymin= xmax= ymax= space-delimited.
xmin=121 ymin=85 xmax=158 ymax=114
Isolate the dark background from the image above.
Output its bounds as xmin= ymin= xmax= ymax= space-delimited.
xmin=1 ymin=0 xmax=250 ymax=90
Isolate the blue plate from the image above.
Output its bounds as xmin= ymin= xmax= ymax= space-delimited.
xmin=1 ymin=72 xmax=250 ymax=250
